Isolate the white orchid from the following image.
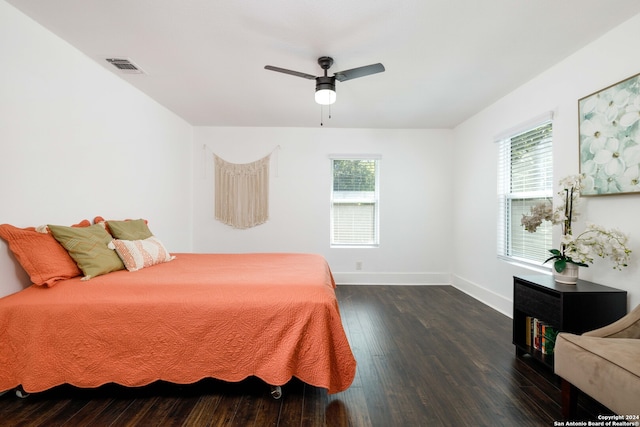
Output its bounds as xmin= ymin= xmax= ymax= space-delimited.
xmin=561 ymin=224 xmax=631 ymax=270
xmin=521 ymin=175 xmax=632 ymax=272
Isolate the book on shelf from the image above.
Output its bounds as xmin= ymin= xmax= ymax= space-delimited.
xmin=525 ymin=316 xmax=559 ymax=355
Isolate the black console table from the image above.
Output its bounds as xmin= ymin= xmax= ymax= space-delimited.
xmin=512 ymin=275 xmax=627 ymax=367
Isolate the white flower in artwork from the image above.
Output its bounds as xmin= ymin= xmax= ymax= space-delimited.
xmin=609 ymin=89 xmax=631 ymax=121
xmin=580 ymin=117 xmax=613 ymax=152
xmin=580 ymin=163 xmax=597 ymax=193
xmin=582 ymin=89 xmax=631 ymax=124
xmin=619 ymin=93 xmax=640 ymax=128
xmin=579 ymin=74 xmax=640 ymax=194
xmin=592 ymin=137 xmax=625 ymax=176
xmin=625 ymin=143 xmax=640 ymax=166
xmin=621 ymin=165 xmax=640 ymax=193
xmin=581 ymin=116 xmax=640 ymax=192
xmin=584 ymin=139 xmax=640 ymax=193
xmin=584 ymin=167 xmax=621 ymax=194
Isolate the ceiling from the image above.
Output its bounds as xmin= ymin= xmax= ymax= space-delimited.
xmin=7 ymin=0 xmax=640 ymax=129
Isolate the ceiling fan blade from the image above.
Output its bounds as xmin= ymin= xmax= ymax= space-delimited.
xmin=334 ymin=63 xmax=385 ymax=82
xmin=264 ymin=65 xmax=316 ymax=80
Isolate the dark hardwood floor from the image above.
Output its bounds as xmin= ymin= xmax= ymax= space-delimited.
xmin=0 ymin=285 xmax=611 ymax=426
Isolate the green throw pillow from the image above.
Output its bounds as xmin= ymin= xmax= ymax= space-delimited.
xmin=48 ymin=223 xmax=125 ymax=280
xmin=106 ymin=219 xmax=153 ymax=240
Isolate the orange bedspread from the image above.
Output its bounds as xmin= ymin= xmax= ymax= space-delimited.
xmin=0 ymin=253 xmax=355 ymax=394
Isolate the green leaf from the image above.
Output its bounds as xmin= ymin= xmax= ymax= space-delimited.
xmin=568 ymin=260 xmax=589 ymax=268
xmin=544 ymin=254 xmax=561 ymax=264
xmin=554 ymin=259 xmax=566 ymax=272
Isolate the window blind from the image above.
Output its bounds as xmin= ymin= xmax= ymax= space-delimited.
xmin=497 ymin=120 xmax=553 ymax=265
xmin=330 ymin=157 xmax=380 ymax=247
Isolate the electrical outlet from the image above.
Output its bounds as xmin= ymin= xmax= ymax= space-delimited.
xmin=355 ymin=261 xmax=363 ymax=271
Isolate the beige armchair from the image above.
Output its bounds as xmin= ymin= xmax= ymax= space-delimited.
xmin=554 ymin=304 xmax=640 ymax=418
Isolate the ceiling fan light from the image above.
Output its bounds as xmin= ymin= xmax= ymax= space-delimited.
xmin=315 ymin=76 xmax=336 ymax=105
xmin=315 ymin=89 xmax=336 ymax=105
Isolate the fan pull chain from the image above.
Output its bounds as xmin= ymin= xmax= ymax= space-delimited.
xmin=320 ymin=105 xmax=332 ymax=127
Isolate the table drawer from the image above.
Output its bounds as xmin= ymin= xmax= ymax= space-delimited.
xmin=515 ymin=284 xmax=561 ymax=326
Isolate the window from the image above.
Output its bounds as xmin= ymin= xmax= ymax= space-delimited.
xmin=330 ymin=156 xmax=380 ymax=247
xmin=497 ymin=116 xmax=553 ymax=265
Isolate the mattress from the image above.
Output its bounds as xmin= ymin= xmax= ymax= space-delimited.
xmin=0 ymin=253 xmax=356 ymax=394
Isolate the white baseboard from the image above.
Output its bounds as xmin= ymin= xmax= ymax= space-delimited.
xmin=333 ymin=272 xmax=451 ymax=286
xmin=451 ymin=274 xmax=512 ymax=318
xmin=333 ymin=271 xmax=513 ymax=319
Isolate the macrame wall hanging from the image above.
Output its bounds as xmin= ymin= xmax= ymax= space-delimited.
xmin=214 ymin=153 xmax=271 ymax=229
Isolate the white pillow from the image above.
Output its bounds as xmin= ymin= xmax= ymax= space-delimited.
xmin=109 ymin=236 xmax=175 ymax=272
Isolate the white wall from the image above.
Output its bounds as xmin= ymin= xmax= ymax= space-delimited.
xmin=3 ymin=0 xmax=638 ymax=316
xmin=193 ymin=127 xmax=454 ymax=284
xmin=453 ymin=13 xmax=640 ymax=313
xmin=0 ymin=1 xmax=193 ymax=297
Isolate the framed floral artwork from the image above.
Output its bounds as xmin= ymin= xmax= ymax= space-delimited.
xmin=578 ymin=72 xmax=640 ymax=196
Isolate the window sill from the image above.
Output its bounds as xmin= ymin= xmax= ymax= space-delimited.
xmin=497 ymin=255 xmax=551 ymax=275
xmin=331 ymin=244 xmax=379 ymax=249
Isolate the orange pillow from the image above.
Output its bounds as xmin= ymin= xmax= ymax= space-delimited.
xmin=0 ymin=221 xmax=90 ymax=287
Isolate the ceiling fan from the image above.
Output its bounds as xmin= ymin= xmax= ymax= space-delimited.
xmin=264 ymin=56 xmax=385 ymax=105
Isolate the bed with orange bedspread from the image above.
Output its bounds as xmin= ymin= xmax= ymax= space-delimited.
xmin=0 ymin=253 xmax=356 ymax=395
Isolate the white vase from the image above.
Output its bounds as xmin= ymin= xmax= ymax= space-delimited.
xmin=553 ymin=263 xmax=579 ymax=284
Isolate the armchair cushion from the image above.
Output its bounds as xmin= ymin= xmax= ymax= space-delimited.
xmin=583 ymin=304 xmax=640 ymax=339
xmin=555 ymin=304 xmax=640 ymax=416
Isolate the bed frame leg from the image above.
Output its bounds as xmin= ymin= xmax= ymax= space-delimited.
xmin=270 ymin=385 xmax=282 ymax=399
xmin=15 ymin=386 xmax=30 ymax=399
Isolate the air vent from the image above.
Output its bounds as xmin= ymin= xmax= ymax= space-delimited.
xmin=105 ymin=58 xmax=145 ymax=74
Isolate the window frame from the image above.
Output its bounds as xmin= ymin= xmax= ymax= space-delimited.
xmin=497 ymin=114 xmax=554 ymax=268
xmin=329 ymin=154 xmax=381 ymax=248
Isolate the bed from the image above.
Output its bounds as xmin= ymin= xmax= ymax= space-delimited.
xmin=0 ymin=222 xmax=356 ymax=397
